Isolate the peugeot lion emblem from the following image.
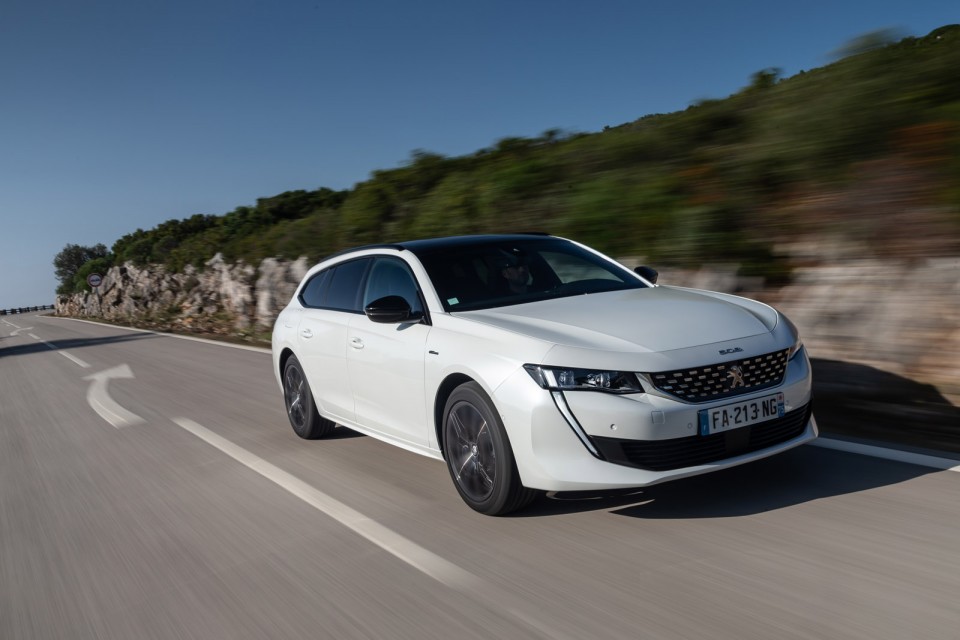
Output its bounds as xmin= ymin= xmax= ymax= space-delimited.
xmin=726 ymin=365 xmax=746 ymax=389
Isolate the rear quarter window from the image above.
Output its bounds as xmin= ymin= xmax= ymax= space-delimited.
xmin=299 ymin=269 xmax=331 ymax=308
xmin=299 ymin=258 xmax=371 ymax=312
xmin=325 ymin=258 xmax=371 ymax=312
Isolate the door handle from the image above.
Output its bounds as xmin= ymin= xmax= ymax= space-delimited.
xmin=349 ymin=337 xmax=364 ymax=350
xmin=301 ymin=328 xmax=313 ymax=339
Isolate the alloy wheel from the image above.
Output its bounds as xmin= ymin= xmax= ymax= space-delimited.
xmin=445 ymin=401 xmax=498 ymax=503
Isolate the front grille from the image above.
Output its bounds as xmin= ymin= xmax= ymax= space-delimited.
xmin=646 ymin=348 xmax=789 ymax=403
xmin=592 ymin=403 xmax=812 ymax=472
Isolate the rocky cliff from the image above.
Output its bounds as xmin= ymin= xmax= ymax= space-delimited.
xmin=649 ymin=258 xmax=960 ymax=451
xmin=56 ymin=253 xmax=309 ymax=336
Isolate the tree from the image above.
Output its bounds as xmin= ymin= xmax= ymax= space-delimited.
xmin=53 ymin=243 xmax=108 ymax=294
xmin=73 ymin=257 xmax=113 ymax=292
xmin=831 ymin=29 xmax=902 ymax=60
xmin=748 ymin=67 xmax=782 ymax=91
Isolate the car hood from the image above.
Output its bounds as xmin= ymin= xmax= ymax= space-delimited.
xmin=456 ymin=286 xmax=778 ymax=354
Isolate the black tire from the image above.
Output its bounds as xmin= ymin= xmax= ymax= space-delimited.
xmin=442 ymin=382 xmax=538 ymax=515
xmin=282 ymin=355 xmax=335 ymax=439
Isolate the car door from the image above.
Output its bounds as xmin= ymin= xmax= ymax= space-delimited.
xmin=296 ymin=258 xmax=371 ymax=424
xmin=347 ymin=256 xmax=431 ymax=446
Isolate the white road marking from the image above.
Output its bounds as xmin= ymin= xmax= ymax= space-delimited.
xmin=172 ymin=417 xmax=572 ymax=639
xmin=83 ymin=364 xmax=144 ymax=428
xmin=11 ymin=326 xmax=34 ymax=336
xmin=47 ymin=316 xmax=270 ymax=353
xmin=2 ymin=319 xmax=21 ymax=330
xmin=172 ymin=417 xmax=477 ymax=588
xmin=26 ymin=333 xmax=91 ymax=368
xmin=58 ymin=351 xmax=91 ymax=368
xmin=814 ymin=438 xmax=960 ymax=472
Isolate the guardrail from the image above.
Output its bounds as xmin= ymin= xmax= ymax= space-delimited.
xmin=0 ymin=304 xmax=55 ymax=316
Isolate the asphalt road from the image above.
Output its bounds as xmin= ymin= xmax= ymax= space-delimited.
xmin=2 ymin=312 xmax=958 ymax=640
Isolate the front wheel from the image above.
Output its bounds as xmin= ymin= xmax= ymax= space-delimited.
xmin=282 ymin=355 xmax=334 ymax=439
xmin=442 ymin=382 xmax=537 ymax=515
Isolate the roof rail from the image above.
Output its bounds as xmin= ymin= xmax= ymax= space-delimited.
xmin=320 ymin=243 xmax=406 ymax=262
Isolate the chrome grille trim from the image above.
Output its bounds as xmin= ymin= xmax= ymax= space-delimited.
xmin=645 ymin=348 xmax=790 ymax=403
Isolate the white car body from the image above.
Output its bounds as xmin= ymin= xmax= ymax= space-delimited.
xmin=272 ymin=234 xmax=816 ymax=513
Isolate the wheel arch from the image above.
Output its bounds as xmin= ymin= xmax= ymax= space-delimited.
xmin=278 ymin=347 xmax=295 ymax=381
xmin=433 ymin=373 xmax=476 ymax=458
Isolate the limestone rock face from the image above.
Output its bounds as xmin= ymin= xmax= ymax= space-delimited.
xmin=56 ymin=254 xmax=305 ymax=335
xmin=255 ymin=256 xmax=309 ymax=330
xmin=772 ymin=258 xmax=960 ymax=402
xmin=661 ymin=259 xmax=960 ymax=405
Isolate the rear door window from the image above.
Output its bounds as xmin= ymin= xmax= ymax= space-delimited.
xmin=362 ymin=257 xmax=424 ymax=314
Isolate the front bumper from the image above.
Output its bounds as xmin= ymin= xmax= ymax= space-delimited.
xmin=493 ymin=347 xmax=817 ymax=492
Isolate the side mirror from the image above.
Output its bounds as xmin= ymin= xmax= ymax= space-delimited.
xmin=364 ymin=295 xmax=423 ymax=324
xmin=634 ymin=265 xmax=659 ymax=284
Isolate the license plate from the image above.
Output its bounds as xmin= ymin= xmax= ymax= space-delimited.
xmin=699 ymin=393 xmax=784 ymax=436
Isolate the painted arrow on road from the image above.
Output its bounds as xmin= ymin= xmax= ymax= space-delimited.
xmin=83 ymin=364 xmax=144 ymax=428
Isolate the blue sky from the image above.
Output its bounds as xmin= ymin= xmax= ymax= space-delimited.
xmin=1 ymin=0 xmax=957 ymax=306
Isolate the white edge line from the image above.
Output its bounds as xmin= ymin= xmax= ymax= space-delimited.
xmin=45 ymin=316 xmax=270 ymax=354
xmin=813 ymin=437 xmax=960 ymax=472
xmin=171 ymin=417 xmax=479 ymax=589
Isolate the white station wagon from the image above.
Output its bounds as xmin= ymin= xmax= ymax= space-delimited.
xmin=272 ymin=234 xmax=816 ymax=515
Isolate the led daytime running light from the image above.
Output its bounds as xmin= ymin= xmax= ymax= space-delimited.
xmin=524 ymin=364 xmax=642 ymax=394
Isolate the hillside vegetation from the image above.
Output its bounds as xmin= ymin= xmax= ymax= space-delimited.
xmin=57 ymin=26 xmax=960 ymax=294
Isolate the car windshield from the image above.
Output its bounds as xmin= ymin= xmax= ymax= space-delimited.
xmin=412 ymin=237 xmax=647 ymax=312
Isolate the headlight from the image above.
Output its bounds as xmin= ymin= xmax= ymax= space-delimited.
xmin=788 ymin=338 xmax=804 ymax=361
xmin=523 ymin=365 xmax=643 ymax=394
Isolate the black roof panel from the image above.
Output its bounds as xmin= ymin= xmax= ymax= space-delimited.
xmin=398 ymin=233 xmax=556 ymax=254
xmin=322 ymin=233 xmax=556 ymax=261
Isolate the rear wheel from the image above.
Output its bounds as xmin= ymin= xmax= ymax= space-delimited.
xmin=283 ymin=355 xmax=334 ymax=439
xmin=442 ymin=382 xmax=537 ymax=515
